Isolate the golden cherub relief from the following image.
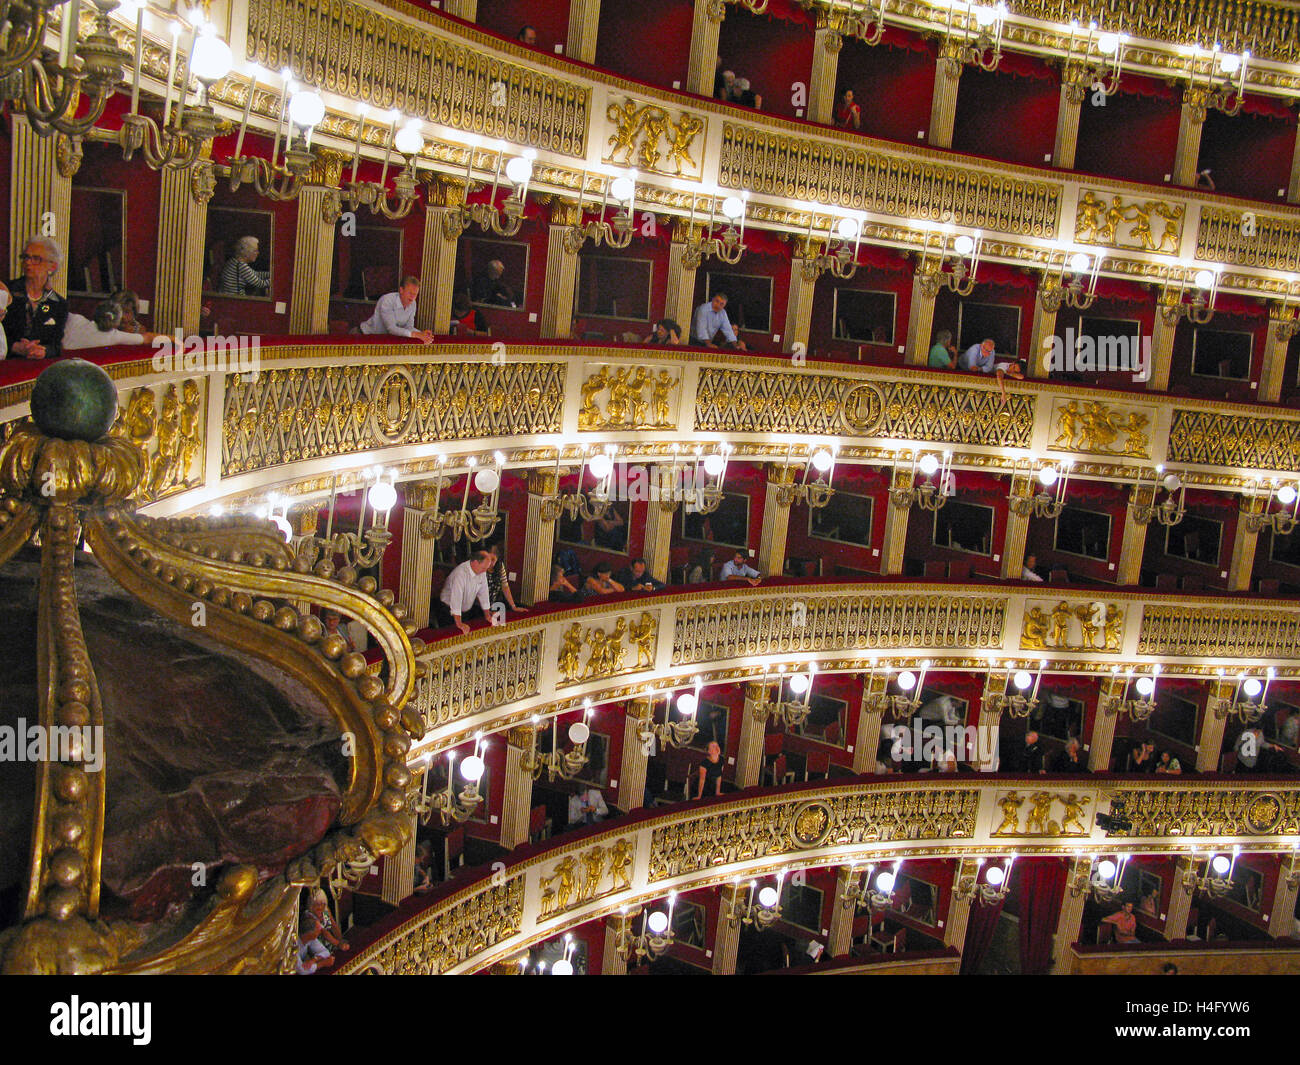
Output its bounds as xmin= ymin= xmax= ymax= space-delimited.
xmin=115 ymin=379 xmax=205 ymax=500
xmin=605 ymin=98 xmax=705 ymax=177
xmin=1075 ymin=190 xmax=1183 ymax=253
xmin=1049 ymin=398 xmax=1150 ymax=459
xmin=577 ymin=365 xmax=680 ymax=431
xmin=992 ymin=791 xmax=1091 ymax=837
xmin=558 ymin=612 xmax=657 ymax=685
xmin=1021 ymin=600 xmax=1122 ymax=653
xmin=539 ymin=837 xmax=634 ymax=917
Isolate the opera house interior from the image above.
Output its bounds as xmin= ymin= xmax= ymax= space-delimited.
xmin=3 ymin=0 xmax=1300 ymax=982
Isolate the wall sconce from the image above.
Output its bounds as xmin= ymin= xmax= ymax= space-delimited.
xmin=1101 ymin=665 xmax=1161 ymax=720
xmin=773 ymin=443 xmax=837 ymax=509
xmin=800 ymin=208 xmax=864 ymax=281
xmin=1040 ymin=248 xmax=1101 ymax=312
xmin=752 ymin=665 xmax=816 ymax=729
xmin=1274 ymin=279 xmax=1300 ymax=342
xmin=1161 ymin=266 xmax=1219 ymax=325
xmin=1241 ymin=477 xmax=1299 ymax=536
xmin=298 ymin=468 xmax=397 ymax=571
xmin=413 ymin=741 xmax=486 ymax=825
xmin=638 ymin=685 xmax=700 ymax=753
xmin=726 ymin=873 xmax=786 ymax=927
xmin=655 ymin=443 xmax=731 ymax=514
xmin=335 ymin=112 xmax=424 ymax=219
xmin=443 ymin=139 xmax=534 ymax=237
xmin=679 ymin=188 xmax=747 ymax=267
xmin=835 ymin=0 xmax=887 ymax=46
xmin=864 ymin=659 xmax=931 ymax=719
xmin=940 ymin=0 xmax=1006 ymax=72
xmin=889 ymin=450 xmax=952 ymax=511
xmin=1211 ymin=667 xmax=1273 ymax=723
xmin=522 ymin=706 xmax=592 ymax=782
xmin=1185 ymin=42 xmax=1249 ymax=117
xmin=540 ymin=444 xmax=618 ymax=522
xmin=1069 ymin=854 xmax=1128 ymax=901
xmin=955 ymin=856 xmax=1014 ymax=904
xmin=418 ymin=453 xmax=505 ymax=543
xmin=916 ymin=227 xmax=981 ymax=296
xmin=983 ymin=661 xmax=1044 ymax=718
xmin=1063 ymin=20 xmax=1125 ymax=101
xmin=1130 ymin=466 xmax=1185 ymax=527
xmin=564 ymin=168 xmax=637 ymax=252
xmin=614 ymin=896 xmax=676 ymax=962
xmin=1181 ymin=847 xmax=1239 ymax=896
xmin=1008 ymin=457 xmax=1071 ymax=519
xmin=840 ymin=861 xmax=900 ymax=911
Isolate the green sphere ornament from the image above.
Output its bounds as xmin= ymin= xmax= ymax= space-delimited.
xmin=29 ymin=359 xmax=119 ymax=442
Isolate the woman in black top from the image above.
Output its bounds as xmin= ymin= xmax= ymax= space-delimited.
xmin=5 ymin=235 xmax=68 ymax=360
xmin=696 ymin=740 xmax=725 ymax=799
xmin=485 ymin=544 xmax=528 ymax=615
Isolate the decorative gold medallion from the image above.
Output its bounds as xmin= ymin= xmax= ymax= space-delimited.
xmin=789 ymin=800 xmax=833 ymax=849
xmin=371 ymin=369 xmax=415 ymax=442
xmin=1244 ymin=793 xmax=1283 ymax=834
xmin=840 ymin=382 xmax=885 ymax=435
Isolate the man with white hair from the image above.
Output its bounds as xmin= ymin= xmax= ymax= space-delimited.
xmin=64 ymin=300 xmax=156 ymax=350
xmin=217 ymin=235 xmax=270 ymax=296
xmin=732 ymin=77 xmax=762 ymax=109
xmin=4 ymin=235 xmax=68 ymax=359
xmin=471 ymin=258 xmax=516 ymax=306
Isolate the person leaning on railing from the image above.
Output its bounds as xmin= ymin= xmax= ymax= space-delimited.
xmin=3 ymin=235 xmax=68 ymax=360
xmin=357 ymin=274 xmax=434 ymax=344
xmin=63 ymin=300 xmax=156 ymax=350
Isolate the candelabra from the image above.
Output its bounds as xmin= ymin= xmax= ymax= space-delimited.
xmin=798 ymin=209 xmax=863 ymax=281
xmin=889 ymin=451 xmax=952 ymax=511
xmin=772 ymin=445 xmax=837 ymax=509
xmin=417 ymin=454 xmax=504 ymax=544
xmin=1007 ymin=457 xmax=1071 ymax=519
xmin=538 ymin=445 xmax=617 ymax=523
xmin=412 ymin=745 xmax=486 ymax=825
xmin=1160 ymin=267 xmax=1219 ymax=325
xmin=1070 ymin=855 xmax=1128 ymax=902
xmin=1129 ymin=467 xmax=1185 ymax=527
xmin=915 ymin=230 xmax=982 ymax=296
xmin=298 ymin=469 xmax=398 ymax=571
xmin=442 ymin=139 xmax=534 ymax=237
xmin=1101 ymin=666 xmax=1161 ymax=721
xmin=1211 ymin=668 xmax=1274 ymax=723
xmin=653 ymin=444 xmax=730 ymax=514
xmin=834 ymin=0 xmax=886 ymax=46
xmin=1062 ymin=20 xmax=1126 ymax=101
xmin=954 ymin=857 xmax=1014 ymax=904
xmin=750 ymin=667 xmax=816 ymax=729
xmin=983 ymin=662 xmax=1045 ymax=719
xmin=938 ymin=1 xmax=1006 ymax=73
xmin=1241 ymin=478 xmax=1299 ymax=536
xmin=613 ymin=898 xmax=676 ymax=963
xmin=1039 ymin=249 xmax=1100 ymax=312
xmin=678 ymin=189 xmax=747 ymax=267
xmin=333 ymin=111 xmax=425 ymax=219
xmin=563 ymin=169 xmax=637 ymax=252
xmin=864 ymin=660 xmax=930 ymax=719
xmin=521 ymin=711 xmax=591 ymax=782
xmin=1181 ymin=847 xmax=1239 ymax=897
xmin=725 ymin=874 xmax=785 ymax=928
xmin=840 ymin=861 xmax=899 ymax=912
xmin=1184 ymin=43 xmax=1249 ymax=118
xmin=637 ymin=686 xmax=700 ymax=753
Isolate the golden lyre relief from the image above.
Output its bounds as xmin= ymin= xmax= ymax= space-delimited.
xmin=1049 ymin=398 xmax=1150 ymax=458
xmin=577 ymin=364 xmax=680 ymax=431
xmin=558 ymin=611 xmax=657 ymax=685
xmin=605 ymin=97 xmax=705 ymax=178
xmin=539 ymin=837 xmax=634 ymax=917
xmin=1021 ymin=599 xmax=1123 ymax=653
xmin=993 ymin=791 xmax=1092 ymax=837
xmin=1075 ymin=190 xmax=1183 ymax=253
xmin=115 ymin=378 xmax=206 ymax=501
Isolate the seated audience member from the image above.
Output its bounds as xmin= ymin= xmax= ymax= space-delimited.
xmin=1280 ymin=708 xmax=1300 ymax=747
xmin=1234 ymin=726 xmax=1282 ymax=773
xmin=568 ymin=782 xmax=608 ymax=827
xmin=719 ymin=550 xmax=761 ymax=586
xmin=731 ymin=77 xmax=761 ymax=109
xmin=302 ymin=888 xmax=348 ymax=957
xmin=1101 ymin=901 xmax=1139 ymax=944
xmin=413 ymin=841 xmax=435 ymax=894
xmin=549 ymin=564 xmax=579 ymax=602
xmin=63 ymin=300 xmax=155 ymax=350
xmin=1020 ymin=730 xmax=1045 ymax=773
xmin=554 ymin=546 xmax=582 ymax=579
xmin=485 ymin=543 xmax=529 ymax=616
xmin=321 ymin=609 xmax=356 ymax=652
xmin=296 ymin=919 xmax=333 ymax=973
xmin=646 ymin=318 xmax=682 ymax=345
xmin=928 ymin=329 xmax=957 ymax=369
xmin=995 ymin=358 xmax=1026 ymax=402
xmin=686 ymin=548 xmax=714 ymax=584
xmin=957 ymin=338 xmax=997 ymax=373
xmin=110 ymin=288 xmax=146 ymax=334
xmin=691 ymin=292 xmax=747 ymax=350
xmin=471 ymin=259 xmax=516 ymax=306
xmin=1125 ymin=740 xmax=1156 ymax=772
xmin=358 ymin=274 xmax=434 ymax=343
xmin=217 ymin=235 xmax=271 ymax=296
xmin=516 ymin=25 xmax=538 ymax=46
xmin=5 ymin=235 xmax=68 ymax=360
xmin=592 ymin=507 xmax=626 ymax=551
xmin=450 ymin=290 xmax=489 ymax=335
xmin=1049 ymin=737 xmax=1086 ymax=773
xmin=584 ymin=562 xmax=624 ymax=597
xmin=1154 ymin=749 xmax=1182 ymax=775
xmin=436 ymin=550 xmax=503 ymax=634
xmin=835 ymin=89 xmax=862 ymax=130
xmin=715 ymin=64 xmax=735 ymax=100
xmin=615 ymin=558 xmax=665 ymax=592
xmin=1139 ymin=885 xmax=1159 ymax=916
xmin=1021 ymin=553 xmax=1044 ymax=582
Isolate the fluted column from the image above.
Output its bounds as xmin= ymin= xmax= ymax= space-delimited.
xmin=928 ymin=42 xmax=963 ymax=149
xmin=1088 ymin=675 xmax=1125 ymax=772
xmin=1258 ymin=315 xmax=1294 ymax=404
xmin=712 ymin=889 xmax=742 ymax=974
xmin=1165 ymin=858 xmax=1196 ymax=940
xmin=541 ymin=200 xmax=581 ymax=339
xmin=442 ymin=0 xmax=477 ymax=18
xmin=827 ymin=868 xmax=856 ymax=957
xmin=851 ymin=676 xmax=887 ymax=773
xmin=976 ymin=675 xmax=1005 ymax=771
xmin=9 ymin=120 xmax=74 ymax=288
xmin=756 ymin=464 xmax=795 ymax=578
xmin=1288 ymin=128 xmax=1300 ymax=204
xmin=619 ymin=699 xmax=653 ymax=811
xmin=687 ymin=0 xmax=725 ymax=97
xmin=1268 ymin=859 xmax=1300 ymax=938
xmin=602 ymin=916 xmax=630 ymax=974
xmin=1027 ymin=284 xmax=1061 ymax=378
xmin=1050 ymin=857 xmax=1091 ymax=974
xmin=521 ymin=470 xmax=560 ymax=607
xmin=1052 ymin=74 xmax=1086 ymax=169
xmin=784 ymin=241 xmax=818 ymax=356
xmin=808 ymin=18 xmax=843 ymax=124
xmin=880 ymin=468 xmax=912 ymax=576
xmin=1227 ymin=495 xmax=1264 ymax=592
xmin=289 ymin=156 xmax=344 ymax=333
xmin=566 ymin=0 xmax=602 ymax=63
xmin=398 ymin=482 xmax=440 ymax=629
xmin=1146 ymin=291 xmax=1181 ymax=392
xmin=1115 ymin=489 xmax=1150 ymax=586
xmin=735 ymin=682 xmax=769 ymax=788
xmin=1001 ymin=485 xmax=1031 ymax=580
xmin=1194 ymin=680 xmax=1231 ymax=773
xmin=380 ymin=812 xmax=418 ymax=905
xmin=643 ymin=472 xmax=676 ymax=583
xmin=904 ymin=269 xmax=941 ymax=365
xmin=1171 ymin=88 xmax=1208 ymax=187
xmin=946 ymin=858 xmax=981 ymax=952
xmin=500 ymin=726 xmax=537 ymax=849
xmin=664 ymin=221 xmax=700 ymax=332
xmin=419 ymin=179 xmax=467 ymax=334
xmin=155 ymin=163 xmax=213 ymax=336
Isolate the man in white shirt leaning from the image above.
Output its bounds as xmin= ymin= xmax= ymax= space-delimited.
xmin=568 ymin=783 xmax=608 ymax=828
xmin=358 ymin=275 xmax=434 ymax=343
xmin=436 ymin=550 xmax=504 ymax=635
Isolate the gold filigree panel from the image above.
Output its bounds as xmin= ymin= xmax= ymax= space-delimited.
xmin=1111 ymin=788 xmax=1300 ymax=837
xmin=539 ymin=838 xmax=634 ymax=917
xmin=718 ymin=124 xmax=1060 ymax=237
xmin=115 ymin=378 xmax=206 ymax=502
xmin=693 ymin=369 xmax=1033 ymax=447
xmin=604 ymin=97 xmax=704 ymax=179
xmin=557 ymin=611 xmax=657 ymax=687
xmin=247 ymin=0 xmax=589 ymax=155
xmin=1048 ymin=398 xmax=1151 ymax=459
xmin=1138 ymin=605 xmax=1300 ymax=659
xmin=221 ymin=362 xmax=565 ymax=476
xmin=991 ymin=790 xmax=1092 ymax=836
xmin=1167 ymin=408 xmax=1300 ymax=473
xmin=1196 ymin=206 xmax=1300 ymax=270
xmin=1075 ymin=191 xmax=1182 ymax=252
xmin=672 ymin=594 xmax=1005 ymax=665
xmin=578 ymin=364 xmax=681 ymax=431
xmin=415 ymin=632 xmax=543 ymax=726
xmin=1021 ymin=600 xmax=1122 ymax=653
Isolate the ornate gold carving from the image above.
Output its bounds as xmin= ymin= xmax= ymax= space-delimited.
xmin=1113 ymin=787 xmax=1300 ymax=837
xmin=1021 ymin=600 xmax=1122 ymax=653
xmin=1048 ymin=398 xmax=1150 ymax=458
xmin=414 ymin=632 xmax=543 ymax=726
xmin=557 ymin=612 xmax=657 ymax=686
xmin=116 ymin=379 xmax=206 ymax=501
xmin=539 ymin=837 xmax=633 ymax=917
xmin=1168 ymin=408 xmax=1300 ymax=473
xmin=189 ymin=161 xmax=216 ymax=206
xmin=1075 ymin=191 xmax=1182 ymax=252
xmin=790 ymin=801 xmax=833 ymax=848
xmin=605 ymin=98 xmax=705 ymax=178
xmin=577 ymin=365 xmax=680 ymax=430
xmin=992 ymin=790 xmax=1091 ymax=836
xmin=1138 ymin=604 xmax=1300 ymax=659
xmin=1197 ymin=206 xmax=1300 ymax=270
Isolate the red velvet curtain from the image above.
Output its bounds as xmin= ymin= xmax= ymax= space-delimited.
xmin=959 ymin=897 xmax=1005 ymax=974
xmin=1018 ymin=858 xmax=1069 ymax=975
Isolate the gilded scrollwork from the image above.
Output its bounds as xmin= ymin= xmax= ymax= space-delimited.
xmin=1075 ymin=191 xmax=1182 ymax=252
xmin=1049 ymin=399 xmax=1150 ymax=458
xmin=577 ymin=365 xmax=680 ymax=430
xmin=605 ymin=98 xmax=704 ymax=178
xmin=1168 ymin=408 xmax=1300 ymax=474
xmin=1020 ymin=600 xmax=1122 ymax=653
xmin=1138 ymin=605 xmax=1300 ymax=659
xmin=1112 ymin=788 xmax=1300 ymax=838
xmin=414 ymin=632 xmax=543 ymax=726
xmin=1197 ymin=206 xmax=1300 ymax=270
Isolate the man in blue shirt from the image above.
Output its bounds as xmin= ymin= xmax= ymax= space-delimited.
xmin=691 ymin=292 xmax=748 ymax=350
xmin=359 ymin=275 xmax=434 ymax=343
xmin=957 ymin=338 xmax=996 ymax=373
xmin=719 ymin=549 xmax=761 ymax=586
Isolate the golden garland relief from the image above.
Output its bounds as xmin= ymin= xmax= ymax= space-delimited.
xmin=1075 ymin=191 xmax=1183 ymax=253
xmin=1049 ymin=398 xmax=1150 ymax=458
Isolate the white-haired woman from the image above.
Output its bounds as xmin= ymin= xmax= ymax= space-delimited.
xmin=217 ymin=235 xmax=270 ymax=296
xmin=4 ymin=235 xmax=68 ymax=359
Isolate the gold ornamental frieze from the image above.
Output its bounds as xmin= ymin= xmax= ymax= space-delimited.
xmin=221 ymin=362 xmax=565 ymax=477
xmin=1138 ymin=604 xmax=1300 ymax=659
xmin=1197 ymin=206 xmax=1300 ymax=270
xmin=991 ymin=790 xmax=1093 ymax=837
xmin=718 ymin=124 xmax=1060 ymax=237
xmin=694 ymin=368 xmax=1032 ymax=446
xmin=557 ymin=611 xmax=657 ymax=687
xmin=1020 ymin=599 xmax=1123 ymax=653
xmin=415 ymin=631 xmax=543 ymax=727
xmin=1075 ymin=191 xmax=1183 ymax=252
xmin=577 ymin=364 xmax=681 ymax=431
xmin=1048 ymin=398 xmax=1151 ymax=459
xmin=604 ymin=97 xmax=705 ymax=179
xmin=1167 ymin=408 xmax=1300 ymax=473
xmin=1111 ymin=787 xmax=1300 ymax=838
xmin=539 ymin=838 xmax=634 ymax=918
xmin=116 ymin=377 xmax=206 ymax=501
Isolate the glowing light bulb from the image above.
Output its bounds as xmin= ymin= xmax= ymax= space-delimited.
xmin=757 ymin=886 xmax=779 ymax=908
xmin=897 ymin=670 xmax=917 ymax=691
xmin=474 ymin=468 xmax=500 ymax=494
xmin=191 ymin=34 xmax=233 ymax=82
xmin=1135 ymin=677 xmax=1155 ymax=697
xmin=876 ymin=871 xmax=896 ymax=893
xmin=954 ymin=234 xmax=975 ymax=256
xmin=836 ymin=216 xmax=860 ymax=240
xmin=985 ymin=866 xmax=1005 ymax=887
xmin=1278 ymin=484 xmax=1297 ymax=506
xmin=918 ymin=453 xmax=939 ymax=477
xmin=567 ymin=722 xmax=590 ymax=745
xmin=1194 ymin=268 xmax=1215 ymax=290
xmin=505 ymin=155 xmax=533 ymax=185
xmin=703 ymin=453 xmax=725 ymax=478
xmin=1219 ymin=53 xmax=1241 ymax=73
xmin=1013 ymin=670 xmax=1032 ymax=691
xmin=1038 ymin=466 xmax=1059 ymax=488
xmin=1068 ymin=252 xmax=1090 ymax=274
xmin=676 ymin=692 xmax=698 ymax=716
xmin=460 ymin=754 xmax=484 ymax=782
xmin=287 ymin=90 xmax=325 ymax=129
xmin=1211 ymin=855 xmax=1231 ymax=876
xmin=721 ymin=195 xmax=745 ymax=221
xmin=610 ymin=176 xmax=635 ymax=203
xmin=394 ymin=123 xmax=424 ymax=156
xmin=551 ymin=959 xmax=573 ymax=975
xmin=367 ymin=479 xmax=397 ymax=513
xmin=1162 ymin=473 xmax=1182 ymax=493
xmin=588 ymin=453 xmax=613 ymax=480
xmin=789 ymin=673 xmax=811 ymax=695
xmin=1243 ymin=677 xmax=1263 ymax=699
xmin=646 ymin=911 xmax=669 ymax=935
xmin=1097 ymin=32 xmax=1119 ymax=54
xmin=1098 ymin=859 xmax=1117 ymax=880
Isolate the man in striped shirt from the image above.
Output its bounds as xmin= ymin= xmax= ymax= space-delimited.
xmin=358 ymin=274 xmax=434 ymax=343
xmin=216 ymin=236 xmax=270 ymax=296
